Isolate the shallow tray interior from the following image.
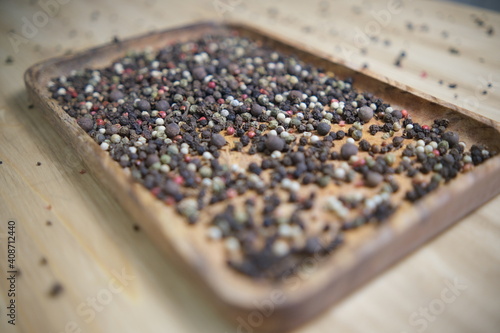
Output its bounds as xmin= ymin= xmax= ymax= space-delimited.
xmin=25 ymin=21 xmax=500 ymax=331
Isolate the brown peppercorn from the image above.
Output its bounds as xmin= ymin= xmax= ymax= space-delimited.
xmin=358 ymin=106 xmax=374 ymax=122
xmin=317 ymin=122 xmax=331 ymax=136
xmin=211 ymin=133 xmax=227 ymax=148
xmin=266 ymin=135 xmax=285 ymax=152
xmin=365 ymin=171 xmax=383 ymax=187
xmin=251 ymin=103 xmax=264 ymax=117
xmin=165 ymin=123 xmax=180 ymax=138
xmin=442 ymin=131 xmax=459 ymax=147
xmin=145 ymin=154 xmax=160 ymax=167
xmin=155 ymin=100 xmax=170 ymax=111
xmin=192 ymin=66 xmax=207 ymax=80
xmin=77 ymin=117 xmax=94 ymax=132
xmin=340 ymin=143 xmax=358 ymax=160
xmin=136 ymin=99 xmax=151 ymax=111
xmin=109 ymin=90 xmax=124 ymax=101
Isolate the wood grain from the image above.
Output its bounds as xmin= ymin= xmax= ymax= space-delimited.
xmin=23 ymin=20 xmax=500 ymax=331
xmin=1 ymin=1 xmax=499 ymax=333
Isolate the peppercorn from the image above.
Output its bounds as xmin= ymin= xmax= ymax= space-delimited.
xmin=359 ymin=139 xmax=371 ymax=151
xmin=442 ymin=131 xmax=459 ymax=148
xmin=248 ymin=162 xmax=262 ymax=175
xmin=165 ymin=123 xmax=180 ymax=138
xmin=266 ymin=135 xmax=285 ymax=152
xmin=365 ymin=171 xmax=383 ymax=187
xmin=392 ymin=136 xmax=404 ymax=147
xmin=317 ymin=122 xmax=331 ymax=136
xmin=351 ymin=129 xmax=363 ymax=141
xmin=211 ymin=133 xmax=226 ymax=148
xmin=341 ymin=143 xmax=358 ymax=160
xmin=251 ymin=103 xmax=264 ymax=117
xmin=77 ymin=117 xmax=94 ymax=132
xmin=358 ymin=106 xmax=374 ymax=122
xmin=136 ymin=99 xmax=151 ymax=111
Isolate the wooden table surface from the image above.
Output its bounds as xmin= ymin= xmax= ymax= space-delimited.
xmin=1 ymin=1 xmax=499 ymax=332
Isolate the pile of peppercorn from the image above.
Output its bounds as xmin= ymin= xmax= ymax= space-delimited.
xmin=49 ymin=32 xmax=494 ymax=279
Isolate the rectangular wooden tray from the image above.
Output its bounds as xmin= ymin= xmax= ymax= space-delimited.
xmin=25 ymin=21 xmax=500 ymax=332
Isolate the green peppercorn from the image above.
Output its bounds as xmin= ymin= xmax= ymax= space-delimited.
xmin=352 ymin=129 xmax=363 ymax=141
xmin=159 ymin=155 xmax=170 ymax=165
xmin=438 ymin=140 xmax=449 ymax=151
xmin=268 ymin=120 xmax=278 ymax=129
xmin=317 ymin=176 xmax=331 ymax=188
xmin=199 ymin=166 xmax=213 ymax=178
xmin=384 ymin=153 xmax=396 ymax=166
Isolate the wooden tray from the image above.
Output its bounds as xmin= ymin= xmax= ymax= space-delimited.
xmin=25 ymin=21 xmax=500 ymax=332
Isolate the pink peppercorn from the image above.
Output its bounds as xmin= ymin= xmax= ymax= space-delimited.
xmin=151 ymin=187 xmax=161 ymax=197
xmin=339 ymin=120 xmax=345 ymax=127
xmin=433 ymin=149 xmax=440 ymax=156
xmin=173 ymin=175 xmax=184 ymax=185
xmin=352 ymin=158 xmax=366 ymax=167
xmin=422 ymin=125 xmax=430 ymax=130
xmin=227 ymin=127 xmax=235 ymax=135
xmin=164 ymin=197 xmax=175 ymax=206
xmin=158 ymin=111 xmax=166 ymax=118
xmin=247 ymin=131 xmax=256 ymax=139
xmin=208 ymin=81 xmax=216 ymax=89
xmin=226 ymin=188 xmax=237 ymax=199
xmin=355 ymin=180 xmax=364 ymax=187
xmin=401 ymin=109 xmax=409 ymax=118
xmin=463 ymin=164 xmax=473 ymax=172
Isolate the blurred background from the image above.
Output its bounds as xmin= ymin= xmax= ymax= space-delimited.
xmin=449 ymin=0 xmax=500 ymax=11
xmin=1 ymin=1 xmax=499 ymax=333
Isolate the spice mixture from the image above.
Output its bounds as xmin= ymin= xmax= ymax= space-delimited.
xmin=48 ymin=31 xmax=494 ymax=279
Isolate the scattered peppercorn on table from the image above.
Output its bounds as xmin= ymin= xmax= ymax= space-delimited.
xmin=1 ymin=1 xmax=500 ymax=333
